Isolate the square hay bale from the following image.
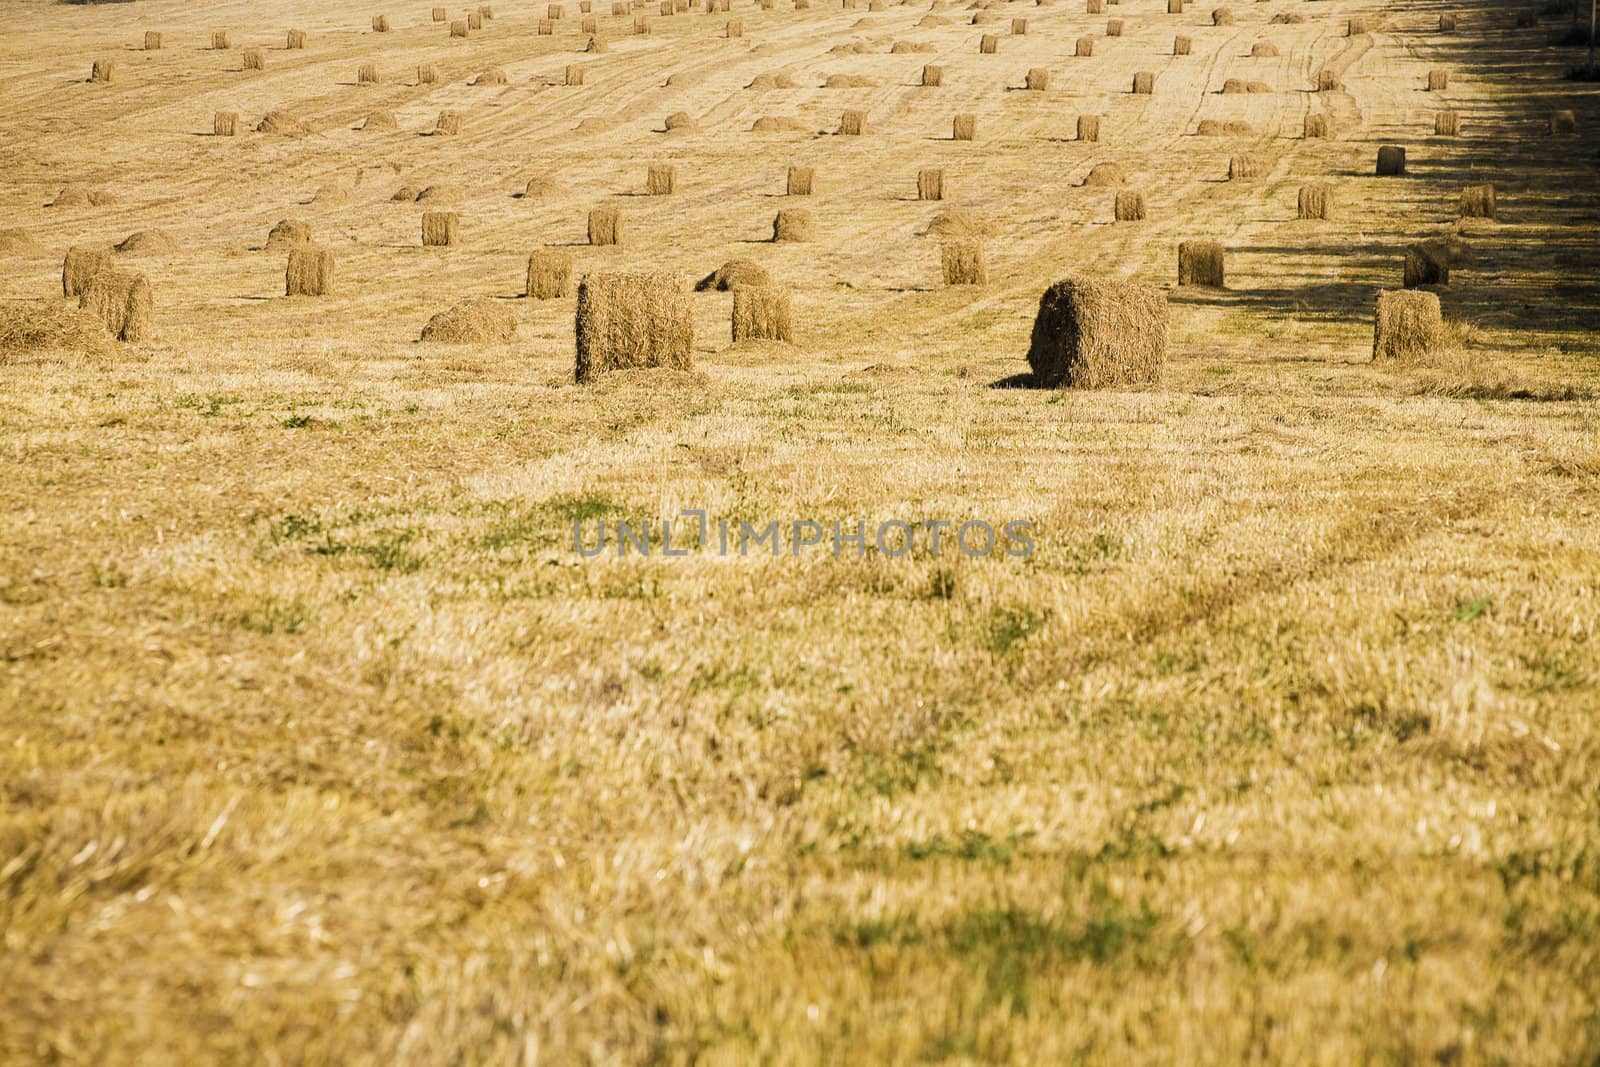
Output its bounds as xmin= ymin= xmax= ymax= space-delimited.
xmin=242 ymin=48 xmax=265 ymax=70
xmin=214 ymin=111 xmax=239 ymax=136
xmin=435 ymin=110 xmax=463 ymax=135
xmin=212 ymin=31 xmax=232 ymax=49
xmin=419 ymin=63 xmax=440 ymax=84
xmin=1459 ymin=183 xmax=1495 ymax=219
xmin=731 ymin=285 xmax=795 ymax=342
xmin=922 ymin=64 xmax=943 ymax=85
xmin=358 ymin=63 xmax=380 ymax=84
xmin=1376 ymin=145 xmax=1406 ymax=175
xmin=941 ymin=239 xmax=987 ymax=285
xmin=574 ymin=272 xmax=694 ymax=382
xmin=1228 ymin=154 xmax=1262 ymax=180
xmin=953 ymin=114 xmax=976 ymax=140
xmin=1106 ymin=18 xmax=1124 ymax=35
xmin=62 ymin=247 xmax=113 ymax=298
xmin=373 ymin=14 xmax=390 ymax=31
xmin=144 ymin=31 xmax=162 ymax=50
xmin=647 ymin=162 xmax=676 ymax=195
xmin=1174 ymin=35 xmax=1191 ymax=54
xmin=727 ymin=18 xmax=744 ymax=36
xmin=1439 ymin=13 xmax=1456 ymax=30
xmin=1297 ymin=182 xmax=1331 ymax=219
xmin=1168 ymin=0 xmax=1183 ymax=12
xmin=589 ymin=206 xmax=622 ymax=245
xmin=468 ymin=11 xmax=483 ymax=28
xmin=1114 ymin=190 xmax=1146 ymax=220
xmin=1305 ymin=113 xmax=1332 ymax=138
xmin=422 ymin=211 xmax=460 ymax=246
xmin=1026 ymin=276 xmax=1168 ymax=387
xmin=285 ymin=246 xmax=335 ymax=296
xmin=661 ymin=1 xmax=673 ymax=14
xmin=1549 ymin=109 xmax=1577 ymax=134
xmin=451 ymin=19 xmax=469 ymax=36
xmin=787 ymin=165 xmax=814 ymax=195
xmin=539 ymin=18 xmax=555 ymax=33
xmin=1403 ymin=243 xmax=1448 ymax=287
xmin=918 ymin=167 xmax=945 ymax=200
xmin=1012 ymin=17 xmax=1028 ymax=33
xmin=1316 ymin=70 xmax=1340 ymax=91
xmin=1132 ymin=71 xmax=1154 ymax=94
xmin=89 ymin=59 xmax=115 ymax=83
xmin=1372 ymin=289 xmax=1442 ymax=361
xmin=840 ymin=109 xmax=866 ymax=135
xmin=634 ymin=14 xmax=651 ymax=32
xmin=1178 ymin=239 xmax=1225 ymax=286
xmin=1435 ymin=109 xmax=1459 ymax=135
xmin=1087 ymin=0 xmax=1103 ymax=12
xmin=80 ymin=269 xmax=153 ymax=342
xmin=1212 ymin=7 xmax=1233 ymax=23
xmin=581 ymin=0 xmax=593 ymax=9
xmin=1076 ymin=115 xmax=1100 ymax=141
xmin=772 ymin=208 xmax=813 ymax=241
xmin=434 ymin=6 xmax=447 ymax=19
xmin=566 ymin=65 xmax=585 ymax=85
xmin=1025 ymin=67 xmax=1049 ymax=90
xmin=287 ymin=29 xmax=308 ymax=48
xmin=582 ymin=16 xmax=598 ymax=31
xmin=1077 ymin=36 xmax=1095 ymax=55
xmin=980 ymin=34 xmax=999 ymax=53
xmin=526 ymin=250 xmax=574 ymax=298
xmin=1427 ymin=69 xmax=1449 ymax=90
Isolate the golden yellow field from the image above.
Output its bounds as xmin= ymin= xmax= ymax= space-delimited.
xmin=3 ymin=0 xmax=1599 ymax=1061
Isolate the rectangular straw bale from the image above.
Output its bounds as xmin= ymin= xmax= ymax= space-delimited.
xmin=574 ymin=271 xmax=694 ymax=381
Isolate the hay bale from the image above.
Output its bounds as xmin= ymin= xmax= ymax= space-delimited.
xmin=420 ymin=297 xmax=517 ymax=344
xmin=574 ymin=272 xmax=694 ymax=382
xmin=392 ymin=185 xmax=422 ymax=202
xmin=242 ymin=48 xmax=264 ymax=70
xmin=581 ymin=17 xmax=599 ymax=32
xmin=1168 ymin=0 xmax=1183 ymax=12
xmin=1025 ymin=67 xmax=1049 ymax=90
xmin=1195 ymin=119 xmax=1252 ymax=135
xmin=362 ymin=110 xmax=398 ymax=131
xmin=62 ymin=247 xmax=113 ymax=298
xmin=952 ymin=114 xmax=976 ymax=140
xmin=753 ymin=116 xmax=808 ymax=132
xmin=518 ymin=176 xmax=560 ymax=198
xmin=1222 ymin=79 xmax=1248 ymax=94
xmin=697 ymin=259 xmax=773 ymax=292
xmin=926 ymin=209 xmax=992 ymax=238
xmin=1427 ymin=69 xmax=1449 ymax=91
xmin=662 ymin=1 xmax=674 ymax=14
xmin=538 ymin=19 xmax=555 ymax=33
xmin=414 ymin=64 xmax=439 ymax=85
xmin=1026 ymin=276 xmax=1167 ymax=387
xmin=664 ymin=111 xmax=694 ymax=130
xmin=980 ymin=33 xmax=999 ymax=52
xmin=731 ymin=285 xmax=794 ymax=342
xmin=1269 ymin=11 xmax=1303 ymax=22
xmin=918 ymin=168 xmax=945 ymax=200
xmin=1251 ymin=42 xmax=1279 ymax=57
xmin=1076 ymin=115 xmax=1101 ymax=142
xmin=940 ymin=239 xmax=987 ymax=285
xmin=89 ymin=60 xmax=114 ymax=83
xmin=373 ymin=14 xmax=391 ymax=31
xmin=417 ymin=184 xmax=462 ymax=204
xmin=434 ymin=110 xmax=463 ymax=135
xmin=586 ymin=32 xmax=608 ymax=50
xmin=1174 ymin=35 xmax=1191 ymax=54
xmin=473 ymin=68 xmax=508 ymax=85
xmin=0 ymin=301 xmax=120 ymax=364
xmin=287 ymin=29 xmax=308 ymax=48
xmin=0 ymin=229 xmax=47 ymax=257
xmin=1087 ymin=0 xmax=1102 ymax=12
xmin=1177 ymin=240 xmax=1225 ymax=286
xmin=550 ymin=2 xmax=566 ymax=14
xmin=922 ymin=64 xmax=943 ymax=86
xmin=1549 ymin=109 xmax=1577 ymax=134
xmin=773 ymin=209 xmax=814 ymax=241
xmin=824 ymin=74 xmax=876 ymax=88
xmin=285 ymin=246 xmax=335 ymax=296
xmin=1083 ymin=162 xmax=1125 ymax=186
xmin=840 ymin=109 xmax=867 ymax=135
xmin=1439 ymin=12 xmax=1456 ymax=29
xmin=212 ymin=31 xmax=232 ymax=49
xmin=1347 ymin=17 xmax=1369 ymax=34
xmin=787 ymin=165 xmax=814 ymax=195
xmin=144 ymin=31 xmax=162 ymax=50
xmin=1459 ymin=183 xmax=1495 ymax=220
xmin=1435 ymin=110 xmax=1460 ymax=135
xmin=468 ymin=11 xmax=484 ymax=28
xmin=1297 ymin=182 xmax=1331 ymax=219
xmin=80 ymin=269 xmax=153 ymax=343
xmin=1228 ymin=154 xmax=1263 ymax=180
xmin=1106 ymin=19 xmax=1123 ymax=35
xmin=1113 ymin=190 xmax=1146 ymax=221
xmin=1305 ymin=113 xmax=1332 ymax=138
xmin=114 ymin=230 xmax=177 ymax=255
xmin=1012 ymin=17 xmax=1028 ymax=32
xmin=749 ymin=72 xmax=800 ymax=89
xmin=727 ymin=17 xmax=744 ymax=36
xmin=480 ymin=4 xmax=495 ymax=17
xmin=1132 ymin=71 xmax=1154 ymax=94
xmin=589 ymin=206 xmax=622 ymax=245
xmin=51 ymin=183 xmax=114 ymax=208
xmin=1376 ymin=145 xmax=1406 ymax=175
xmin=266 ymin=219 xmax=312 ymax=248
xmin=422 ymin=211 xmax=461 ymax=247
xmin=634 ymin=14 xmax=652 ymax=33
xmin=451 ymin=18 xmax=469 ymax=36
xmin=1316 ymin=70 xmax=1340 ymax=92
xmin=1372 ymin=290 xmax=1442 ymax=361
xmin=358 ymin=63 xmax=380 ymax=84
xmin=1077 ymin=36 xmax=1094 ymax=55
xmin=1403 ymin=243 xmax=1449 ymax=287
xmin=647 ymin=162 xmax=676 ymax=195
xmin=525 ymin=250 xmax=575 ymax=300
xmin=434 ymin=6 xmax=447 ymax=19
xmin=214 ymin=111 xmax=239 ymax=136
xmin=565 ymin=65 xmax=585 ymax=85
xmin=1212 ymin=6 xmax=1234 ymax=22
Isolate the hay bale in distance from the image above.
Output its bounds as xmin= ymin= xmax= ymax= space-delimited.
xmin=526 ymin=250 xmax=574 ymax=299
xmin=941 ymin=239 xmax=987 ymax=285
xmin=1347 ymin=17 xmax=1370 ymax=34
xmin=1168 ymin=0 xmax=1183 ymax=13
xmin=1251 ymin=42 xmax=1279 ymax=57
xmin=1376 ymin=145 xmax=1406 ymax=175
xmin=373 ymin=14 xmax=390 ymax=31
xmin=1114 ymin=190 xmax=1146 ymax=221
xmin=1083 ymin=162 xmax=1125 ymax=187
xmin=1439 ymin=13 xmax=1456 ymax=30
xmin=953 ymin=114 xmax=976 ymax=140
xmin=1549 ymin=109 xmax=1577 ymax=134
xmin=1106 ymin=19 xmax=1124 ymax=35
xmin=1404 ymin=243 xmax=1449 ymax=287
xmin=434 ymin=110 xmax=463 ymax=135
xmin=731 ymin=285 xmax=794 ymax=342
xmin=242 ymin=48 xmax=264 ymax=71
xmin=1228 ymin=154 xmax=1262 ymax=180
xmin=1372 ymin=290 xmax=1443 ymax=361
xmin=1305 ymin=113 xmax=1332 ymax=138
xmin=80 ymin=269 xmax=153 ymax=342
xmin=1078 ymin=115 xmax=1100 ymax=141
xmin=89 ymin=60 xmax=114 ymax=83
xmin=1174 ymin=35 xmax=1191 ymax=55
xmin=1317 ymin=70 xmax=1340 ymax=91
xmin=565 ymin=65 xmax=585 ymax=85
xmin=62 ymin=247 xmax=113 ymax=298
xmin=1087 ymin=0 xmax=1103 ymax=12
xmin=840 ymin=109 xmax=867 ymax=135
xmin=697 ymin=259 xmax=772 ymax=292
xmin=362 ymin=110 xmax=398 ymax=131
xmin=772 ymin=209 xmax=813 ymax=241
xmin=1026 ymin=276 xmax=1168 ymax=387
xmin=266 ymin=219 xmax=312 ymax=248
xmin=647 ymin=162 xmax=676 ymax=195
xmin=434 ymin=7 xmax=447 ymax=20
xmin=787 ymin=165 xmax=814 ymax=195
xmin=1427 ymin=69 xmax=1449 ymax=91
xmin=1025 ymin=67 xmax=1049 ymax=90
xmin=918 ymin=168 xmax=944 ymax=200
xmin=589 ymin=206 xmax=622 ymax=245
xmin=1435 ymin=110 xmax=1460 ymax=135
xmin=922 ymin=64 xmax=943 ymax=86
xmin=980 ymin=33 xmax=999 ymax=53
xmin=422 ymin=211 xmax=460 ymax=247
xmin=1077 ymin=36 xmax=1095 ymax=55
xmin=1212 ymin=7 xmax=1233 ymax=23
xmin=1298 ymin=183 xmax=1332 ymax=220
xmin=214 ymin=111 xmax=239 ymax=136
xmin=1459 ymin=184 xmax=1495 ymax=220
xmin=358 ymin=63 xmax=380 ymax=84
xmin=287 ymin=29 xmax=308 ymax=48
xmin=113 ymin=230 xmax=177 ymax=255
xmin=1178 ymin=240 xmax=1225 ymax=286
xmin=212 ymin=31 xmax=232 ymax=49
xmin=664 ymin=111 xmax=694 ymax=130
xmin=1132 ymin=71 xmax=1154 ymax=94
xmin=468 ymin=11 xmax=483 ymax=28
xmin=451 ymin=19 xmax=469 ymax=36
xmin=144 ymin=31 xmax=162 ymax=50
xmin=285 ymin=246 xmax=335 ymax=296
xmin=420 ymin=297 xmax=517 ymax=344
xmin=473 ymin=68 xmax=508 ymax=85
xmin=727 ymin=18 xmax=744 ymax=36
xmin=574 ymin=271 xmax=694 ymax=382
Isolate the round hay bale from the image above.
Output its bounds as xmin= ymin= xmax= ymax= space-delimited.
xmin=1435 ymin=110 xmax=1460 ymax=136
xmin=214 ymin=111 xmax=239 ymax=136
xmin=979 ymin=33 xmax=999 ymax=52
xmin=1316 ymin=70 xmax=1340 ymax=92
xmin=420 ymin=297 xmax=517 ymax=344
xmin=748 ymin=72 xmax=800 ymax=89
xmin=80 ymin=269 xmax=154 ymax=343
xmin=517 ymin=176 xmax=560 ymax=198
xmin=373 ymin=14 xmax=391 ymax=31
xmin=1403 ymin=242 xmax=1450 ymax=287
xmin=391 ymin=186 xmax=422 ymax=202
xmin=1105 ymin=18 xmax=1123 ymax=35
xmin=418 ymin=64 xmax=440 ymax=85
xmin=646 ymin=162 xmax=676 ymax=195
xmin=1026 ymin=276 xmax=1168 ymax=387
xmin=753 ymin=116 xmax=809 ymax=132
xmin=1250 ymin=42 xmax=1278 ymax=57
xmin=286 ymin=246 xmax=335 ymax=296
xmin=1372 ymin=289 xmax=1442 ymax=361
xmin=287 ymin=29 xmax=308 ymax=48
xmin=62 ymin=246 xmax=113 ymax=297
xmin=212 ymin=31 xmax=232 ymax=49
xmin=1427 ymin=69 xmax=1449 ymax=91
xmin=144 ymin=31 xmax=163 ymax=50
xmin=242 ymin=48 xmax=265 ymax=70
xmin=1174 ymin=35 xmax=1191 ymax=54
xmin=1376 ymin=145 xmax=1407 ymax=176
xmin=1076 ymin=36 xmax=1094 ymax=55
xmin=731 ymin=285 xmax=795 ymax=343
xmin=1227 ymin=154 xmax=1263 ymax=180
xmin=1212 ymin=7 xmax=1232 ymax=23
xmin=473 ymin=68 xmax=508 ymax=85
xmin=526 ymin=250 xmax=574 ymax=299
xmin=0 ymin=301 xmax=120 ymax=364
xmin=362 ymin=110 xmax=398 ymax=131
xmin=565 ymin=66 xmax=585 ymax=86
xmin=1304 ymin=113 xmax=1332 ymax=138
xmin=663 ymin=111 xmax=695 ymax=130
xmin=824 ymin=74 xmax=877 ymax=88
xmin=1077 ymin=115 xmax=1100 ymax=141
xmin=589 ymin=206 xmax=622 ymax=245
xmin=925 ymin=210 xmax=992 ymax=237
xmin=697 ymin=259 xmax=773 ymax=291
xmin=1132 ymin=71 xmax=1154 ymax=94
xmin=952 ymin=114 xmax=977 ymax=140
xmin=1113 ymin=190 xmax=1146 ymax=221
xmin=1459 ymin=183 xmax=1495 ymax=220
xmin=918 ymin=167 xmax=945 ymax=201
xmin=258 ymin=110 xmax=311 ymax=136
xmin=786 ymin=164 xmax=815 ymax=194
xmin=433 ymin=110 xmax=464 ymax=135
xmin=892 ymin=40 xmax=935 ymax=52
xmin=266 ymin=219 xmax=312 ymax=248
xmin=839 ymin=109 xmax=867 ymax=135
xmin=1439 ymin=12 xmax=1456 ymax=29
xmin=114 ymin=230 xmax=178 ymax=255
xmin=1297 ymin=183 xmax=1332 ymax=220
xmin=422 ymin=210 xmax=461 ymax=247
xmin=1178 ymin=240 xmax=1225 ymax=286
xmin=574 ymin=272 xmax=695 ymax=382
xmin=1025 ymin=68 xmax=1049 ymax=90
xmin=0 ymin=229 xmax=47 ymax=257
xmin=358 ymin=63 xmax=380 ymax=84
xmin=1082 ymin=162 xmax=1125 ymax=187
xmin=417 ymin=184 xmax=463 ymax=204
xmin=940 ymin=239 xmax=987 ymax=286
xmin=89 ymin=59 xmax=115 ymax=83
xmin=922 ymin=64 xmax=944 ymax=85
xmin=773 ymin=209 xmax=814 ymax=241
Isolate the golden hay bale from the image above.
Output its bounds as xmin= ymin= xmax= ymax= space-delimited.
xmin=1077 ymin=36 xmax=1094 ymax=55
xmin=1178 ymin=239 xmax=1225 ymax=286
xmin=661 ymin=1 xmax=674 ymax=14
xmin=242 ymin=48 xmax=264 ymax=70
xmin=417 ymin=183 xmax=463 ymax=203
xmin=1174 ymin=35 xmax=1191 ymax=54
xmin=1212 ymin=7 xmax=1232 ymax=23
xmin=144 ymin=31 xmax=162 ymax=50
xmin=925 ymin=209 xmax=992 ymax=237
xmin=1026 ymin=276 xmax=1167 ymax=387
xmin=1194 ymin=119 xmax=1250 ymax=135
xmin=586 ymin=35 xmax=608 ymax=52
xmin=980 ymin=33 xmax=999 ymax=52
xmin=589 ymin=206 xmax=622 ymax=245
xmin=1076 ymin=115 xmax=1101 ymax=142
xmin=62 ymin=247 xmax=112 ymax=298
xmin=1305 ymin=113 xmax=1332 ymax=138
xmin=1403 ymin=243 xmax=1449 ymax=287
xmin=287 ymin=29 xmax=308 ymax=48
xmin=1427 ymin=69 xmax=1449 ymax=90
xmin=1250 ymin=41 xmax=1278 ymax=56
xmin=633 ymin=14 xmax=651 ymax=33
xmin=214 ymin=111 xmax=239 ymax=136
xmin=1106 ymin=18 xmax=1123 ymax=35
xmin=1087 ymin=0 xmax=1102 ymax=12
xmin=0 ymin=300 xmax=120 ymax=364
xmin=1439 ymin=13 xmax=1456 ymax=29
xmin=664 ymin=111 xmax=694 ymax=130
xmin=1372 ymin=289 xmax=1442 ymax=361
xmin=952 ymin=114 xmax=977 ymax=140
xmin=285 ymin=246 xmax=335 ymax=296
xmin=80 ymin=269 xmax=153 ymax=342
xmin=612 ymin=0 xmax=628 ymax=12
xmin=0 ymin=229 xmax=47 ymax=257
xmin=840 ymin=109 xmax=867 ymax=135
xmin=89 ymin=59 xmax=114 ymax=83
xmin=480 ymin=4 xmax=495 ymax=17
xmin=787 ymin=165 xmax=814 ymax=195
xmin=1297 ymin=182 xmax=1331 ymax=219
xmin=212 ymin=31 xmax=232 ymax=49
xmin=772 ymin=209 xmax=814 ymax=241
xmin=1269 ymin=11 xmax=1303 ymax=22
xmin=941 ymin=239 xmax=987 ymax=285
xmin=468 ymin=11 xmax=483 ymax=28
xmin=358 ymin=63 xmax=380 ymax=84
xmin=1025 ymin=67 xmax=1049 ymax=90
xmin=51 ymin=183 xmax=115 ymax=208
xmin=1228 ymin=154 xmax=1263 ymax=180
xmin=918 ymin=167 xmax=944 ymax=200
xmin=565 ymin=65 xmax=585 ymax=85
xmin=1435 ymin=110 xmax=1460 ymax=135
xmin=473 ymin=68 xmax=508 ymax=85
xmin=891 ymin=40 xmax=934 ymax=53
xmin=538 ymin=19 xmax=555 ymax=33
xmin=697 ymin=259 xmax=772 ymax=291
xmin=526 ymin=250 xmax=574 ymax=299
xmin=753 ymin=116 xmax=808 ymax=132
xmin=824 ymin=74 xmax=876 ymax=88
xmin=1082 ymin=162 xmax=1125 ymax=186
xmin=422 ymin=211 xmax=460 ymax=246
xmin=266 ymin=219 xmax=312 ymax=248
xmin=114 ymin=230 xmax=177 ymax=255
xmin=550 ymin=2 xmax=566 ymax=15
xmin=731 ymin=285 xmax=794 ymax=342
xmin=1549 ymin=109 xmax=1577 ymax=134
xmin=1376 ymin=145 xmax=1406 ymax=175
xmin=647 ymin=162 xmax=676 ymax=194
xmin=1012 ymin=17 xmax=1028 ymax=32
xmin=574 ymin=271 xmax=694 ymax=382
xmin=922 ymin=64 xmax=943 ymax=86
xmin=581 ymin=16 xmax=598 ymax=32
xmin=1167 ymin=0 xmax=1182 ymax=11
xmin=434 ymin=110 xmax=463 ymax=135
xmin=1132 ymin=71 xmax=1154 ymax=94
xmin=1316 ymin=70 xmax=1340 ymax=92
xmin=362 ymin=110 xmax=398 ymax=131
xmin=392 ymin=185 xmax=422 ymax=202
xmin=373 ymin=14 xmax=390 ymax=31
xmin=726 ymin=17 xmax=744 ymax=35
xmin=1221 ymin=78 xmax=1248 ymax=93
xmin=420 ymin=297 xmax=517 ymax=343
xmin=517 ymin=176 xmax=559 ymax=198
xmin=1459 ymin=184 xmax=1495 ymax=220
xmin=1347 ymin=17 xmax=1370 ymax=34
xmin=1113 ymin=190 xmax=1146 ymax=221
xmin=749 ymin=72 xmax=800 ymax=89
xmin=451 ymin=19 xmax=469 ymax=36
xmin=434 ymin=7 xmax=447 ymax=20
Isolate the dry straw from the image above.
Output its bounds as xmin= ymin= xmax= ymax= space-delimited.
xmin=474 ymin=68 xmax=508 ymax=84
xmin=1114 ymin=190 xmax=1146 ymax=221
xmin=468 ymin=11 xmax=483 ymax=28
xmin=1174 ymin=35 xmax=1191 ymax=54
xmin=1178 ymin=240 xmax=1225 ymax=286
xmin=1013 ymin=17 xmax=1028 ymax=33
xmin=840 ymin=109 xmax=866 ymax=135
xmin=1376 ymin=145 xmax=1406 ymax=175
xmin=586 ymin=36 xmax=608 ymax=53
xmin=422 ymin=211 xmax=460 ymax=246
xmin=1435 ymin=110 xmax=1459 ymax=135
xmin=1212 ymin=8 xmax=1233 ymax=23
xmin=550 ymin=3 xmax=566 ymax=15
xmin=574 ymin=272 xmax=694 ymax=382
xmin=362 ymin=110 xmax=397 ymax=131
xmin=772 ymin=209 xmax=813 ymax=241
xmin=1347 ymin=17 xmax=1369 ymax=34
xmin=266 ymin=219 xmax=311 ymax=248
xmin=1228 ymin=155 xmax=1262 ymax=180
xmin=451 ymin=19 xmax=469 ymax=36
xmin=581 ymin=17 xmax=598 ymax=33
xmin=419 ymin=63 xmax=440 ymax=84
xmin=81 ymin=269 xmax=153 ymax=342
xmin=62 ymin=247 xmax=112 ymax=298
xmin=1077 ymin=115 xmax=1100 ymax=141
xmin=613 ymin=0 xmax=628 ymax=12
xmin=647 ymin=162 xmax=676 ymax=194
xmin=566 ymin=65 xmax=585 ymax=85
xmin=1438 ymin=12 xmax=1457 ymax=29
xmin=433 ymin=7 xmax=447 ymax=20
xmin=1372 ymin=290 xmax=1442 ymax=361
xmin=634 ymin=15 xmax=651 ymax=33
xmin=214 ymin=111 xmax=239 ymax=136
xmin=918 ymin=168 xmax=944 ymax=200
xmin=1404 ymin=243 xmax=1449 ymax=287
xmin=941 ymin=239 xmax=987 ymax=285
xmin=727 ymin=18 xmax=744 ymax=36
xmin=731 ymin=286 xmax=794 ymax=342
xmin=480 ymin=4 xmax=495 ymax=17
xmin=358 ymin=63 xmax=380 ymax=84
xmin=589 ymin=206 xmax=622 ymax=245
xmin=287 ymin=29 xmax=307 ymax=48
xmin=1459 ymin=184 xmax=1495 ymax=220
xmin=696 ymin=259 xmax=771 ymax=291
xmin=980 ymin=34 xmax=999 ymax=53
xmin=1168 ymin=0 xmax=1183 ymax=11
xmin=1106 ymin=19 xmax=1123 ymax=35
xmin=285 ymin=246 xmax=334 ymax=296
xmin=144 ymin=31 xmax=162 ymax=50
xmin=1427 ymin=69 xmax=1449 ymax=90
xmin=90 ymin=60 xmax=114 ymax=82
xmin=1025 ymin=68 xmax=1049 ymax=90
xmin=953 ymin=114 xmax=976 ymax=140
xmin=1297 ymin=183 xmax=1331 ymax=219
xmin=1026 ymin=276 xmax=1168 ymax=387
xmin=1087 ymin=0 xmax=1103 ymax=12
xmin=1549 ymin=109 xmax=1577 ymax=134
xmin=373 ymin=14 xmax=390 ymax=31
xmin=1317 ymin=70 xmax=1340 ymax=91
xmin=212 ymin=31 xmax=232 ymax=49
xmin=787 ymin=165 xmax=814 ymax=195
xmin=664 ymin=111 xmax=693 ymax=130
xmin=1133 ymin=71 xmax=1154 ymax=94
xmin=922 ymin=64 xmax=943 ymax=85
xmin=526 ymin=251 xmax=575 ymax=299
xmin=538 ymin=19 xmax=555 ymax=34
xmin=1251 ymin=42 xmax=1278 ymax=56
xmin=1305 ymin=113 xmax=1331 ymax=138
xmin=421 ymin=298 xmax=517 ymax=343
xmin=661 ymin=1 xmax=674 ymax=14
xmin=435 ymin=110 xmax=463 ymax=135
xmin=1083 ymin=162 xmax=1125 ymax=186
